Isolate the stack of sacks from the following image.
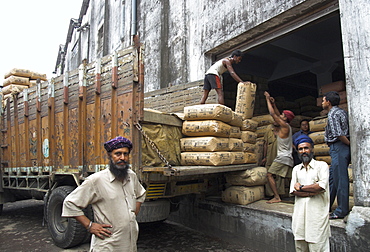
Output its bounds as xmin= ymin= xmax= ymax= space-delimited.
xmin=308 ymin=116 xmax=330 ymax=164
xmin=295 ymin=95 xmax=321 ymax=118
xmin=251 ymin=114 xmax=274 ymax=165
xmin=222 ymin=166 xmax=267 ymax=205
xmin=348 ymin=164 xmax=354 ymax=197
xmin=2 ymin=68 xmax=47 ymax=101
xmin=181 ymin=104 xmax=245 ymax=166
xmin=235 ymin=81 xmax=258 ymax=164
xmin=316 ymin=81 xmax=347 ymax=116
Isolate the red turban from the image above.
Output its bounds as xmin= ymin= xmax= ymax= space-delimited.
xmin=283 ymin=110 xmax=295 ymax=122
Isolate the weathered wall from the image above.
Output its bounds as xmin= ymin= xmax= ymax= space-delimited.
xmin=338 ymin=0 xmax=370 ymax=207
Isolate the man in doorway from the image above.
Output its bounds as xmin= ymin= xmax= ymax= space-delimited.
xmin=322 ymin=91 xmax=350 ymax=219
xmin=200 ymin=49 xmax=244 ymax=104
xmin=292 ymin=119 xmax=313 ymax=166
xmin=62 ymin=136 xmax=146 ymax=251
xmin=290 ymin=134 xmax=330 ymax=252
xmin=264 ymin=91 xmax=295 ymax=203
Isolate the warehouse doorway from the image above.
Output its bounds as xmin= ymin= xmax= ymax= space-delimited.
xmin=221 ymin=12 xmax=345 ymax=116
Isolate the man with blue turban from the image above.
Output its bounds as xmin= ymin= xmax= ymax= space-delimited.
xmin=63 ymin=136 xmax=146 ymax=251
xmin=290 ymin=134 xmax=331 ymax=251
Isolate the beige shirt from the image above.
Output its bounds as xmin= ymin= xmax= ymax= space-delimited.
xmin=290 ymin=159 xmax=331 ymax=243
xmin=205 ymin=59 xmax=227 ymax=83
xmin=62 ymin=168 xmax=146 ymax=252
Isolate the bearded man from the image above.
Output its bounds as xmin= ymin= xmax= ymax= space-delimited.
xmin=290 ymin=135 xmax=330 ymax=252
xmin=62 ymin=136 xmax=146 ymax=251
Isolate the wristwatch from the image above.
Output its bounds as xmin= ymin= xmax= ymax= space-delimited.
xmin=299 ymin=185 xmax=304 ymax=191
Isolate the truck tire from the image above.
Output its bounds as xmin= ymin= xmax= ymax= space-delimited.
xmin=136 ymin=199 xmax=170 ymax=223
xmin=46 ymin=186 xmax=87 ymax=248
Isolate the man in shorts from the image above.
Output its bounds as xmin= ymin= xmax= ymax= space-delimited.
xmin=264 ymin=91 xmax=295 ymax=203
xmin=200 ymin=50 xmax=244 ymax=104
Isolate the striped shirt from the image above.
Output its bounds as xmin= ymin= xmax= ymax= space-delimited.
xmin=324 ymin=106 xmax=349 ymax=143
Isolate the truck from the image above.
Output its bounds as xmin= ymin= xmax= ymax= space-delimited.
xmin=0 ymin=45 xmax=257 ymax=248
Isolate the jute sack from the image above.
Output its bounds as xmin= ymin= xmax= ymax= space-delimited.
xmin=180 ymin=137 xmax=229 ymax=152
xmin=230 ymin=126 xmax=242 ymax=138
xmin=225 ymin=166 xmax=267 ymax=186
xmin=309 ymin=131 xmax=325 ymax=144
xmin=230 ymin=152 xmax=245 ymax=164
xmin=348 ymin=166 xmax=353 ymax=182
xmin=255 ymin=139 xmax=265 ymax=165
xmin=229 ymin=111 xmax=243 ymax=127
xmin=313 ymin=143 xmax=330 ymax=156
xmin=222 ymin=185 xmax=264 ymax=205
xmin=182 ymin=120 xmax=231 ymax=137
xmin=30 ymin=71 xmax=47 ymax=81
xmin=4 ymin=68 xmax=32 ymax=79
xmin=241 ymin=119 xmax=258 ymax=132
xmin=229 ymin=138 xmax=244 ymax=151
xmin=235 ymin=81 xmax=257 ymax=119
xmin=255 ymin=124 xmax=271 ymax=138
xmin=180 ymin=152 xmax=232 ymax=166
xmin=243 ymin=142 xmax=256 ymax=153
xmin=350 ymin=182 xmax=353 ymax=196
xmin=1 ymin=84 xmax=29 ymax=95
xmin=315 ymin=155 xmax=331 ymax=164
xmin=184 ymin=104 xmax=232 ymax=123
xmin=3 ymin=75 xmax=30 ymax=87
xmin=244 ymin=152 xmax=257 ymax=164
xmin=309 ymin=117 xmax=327 ymax=132
xmin=241 ymin=131 xmax=257 ymax=144
xmin=252 ymin=114 xmax=274 ymax=127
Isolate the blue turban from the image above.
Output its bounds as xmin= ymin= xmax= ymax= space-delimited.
xmin=104 ymin=136 xmax=133 ymax=152
xmin=294 ymin=134 xmax=314 ymax=148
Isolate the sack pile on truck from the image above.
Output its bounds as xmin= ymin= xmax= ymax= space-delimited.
xmin=222 ymin=166 xmax=267 ymax=205
xmin=1 ymin=68 xmax=47 ymax=103
xmin=181 ymin=82 xmax=258 ymax=166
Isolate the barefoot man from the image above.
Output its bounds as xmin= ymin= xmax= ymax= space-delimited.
xmin=264 ymin=91 xmax=295 ymax=203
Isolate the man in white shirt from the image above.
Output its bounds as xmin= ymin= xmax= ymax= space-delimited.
xmin=62 ymin=136 xmax=146 ymax=251
xmin=290 ymin=134 xmax=330 ymax=252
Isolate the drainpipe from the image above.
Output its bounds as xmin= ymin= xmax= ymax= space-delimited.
xmin=131 ymin=0 xmax=137 ymax=36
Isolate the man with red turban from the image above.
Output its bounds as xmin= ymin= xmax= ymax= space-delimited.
xmin=264 ymin=91 xmax=295 ymax=203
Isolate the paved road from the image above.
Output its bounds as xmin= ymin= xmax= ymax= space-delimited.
xmin=0 ymin=199 xmax=254 ymax=252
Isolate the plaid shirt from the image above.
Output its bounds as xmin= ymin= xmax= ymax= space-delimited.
xmin=325 ymin=106 xmax=350 ymax=143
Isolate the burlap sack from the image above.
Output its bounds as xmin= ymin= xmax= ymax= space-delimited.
xmin=313 ymin=143 xmax=330 ymax=156
xmin=315 ymin=156 xmax=331 ymax=164
xmin=3 ymin=76 xmax=30 ymax=87
xmin=230 ymin=126 xmax=242 ymax=138
xmin=255 ymin=124 xmax=271 ymax=138
xmin=255 ymin=139 xmax=265 ymax=166
xmin=30 ymin=71 xmax=47 ymax=81
xmin=309 ymin=131 xmax=326 ymax=144
xmin=180 ymin=152 xmax=232 ymax=166
xmin=241 ymin=119 xmax=258 ymax=132
xmin=184 ymin=104 xmax=232 ymax=123
xmin=1 ymin=84 xmax=29 ymax=95
xmin=229 ymin=111 xmax=243 ymax=127
xmin=222 ymin=185 xmax=264 ymax=205
xmin=244 ymin=152 xmax=257 ymax=164
xmin=180 ymin=137 xmax=229 ymax=152
xmin=182 ymin=120 xmax=231 ymax=137
xmin=4 ymin=68 xmax=32 ymax=79
xmin=241 ymin=131 xmax=257 ymax=144
xmin=243 ymin=142 xmax=256 ymax=153
xmin=252 ymin=114 xmax=274 ymax=127
xmin=309 ymin=117 xmax=327 ymax=132
xmin=230 ymin=152 xmax=245 ymax=164
xmin=225 ymin=166 xmax=267 ymax=186
xmin=229 ymin=138 xmax=244 ymax=151
xmin=235 ymin=82 xmax=257 ymax=119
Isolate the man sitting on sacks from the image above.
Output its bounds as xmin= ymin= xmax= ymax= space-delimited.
xmin=264 ymin=91 xmax=295 ymax=203
xmin=290 ymin=135 xmax=330 ymax=252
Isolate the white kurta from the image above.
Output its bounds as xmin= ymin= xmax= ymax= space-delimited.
xmin=62 ymin=168 xmax=146 ymax=252
xmin=290 ymin=159 xmax=331 ymax=243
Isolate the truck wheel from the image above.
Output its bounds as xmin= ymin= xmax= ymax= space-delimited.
xmin=46 ymin=186 xmax=87 ymax=248
xmin=136 ymin=199 xmax=170 ymax=223
xmin=80 ymin=204 xmax=94 ymax=244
